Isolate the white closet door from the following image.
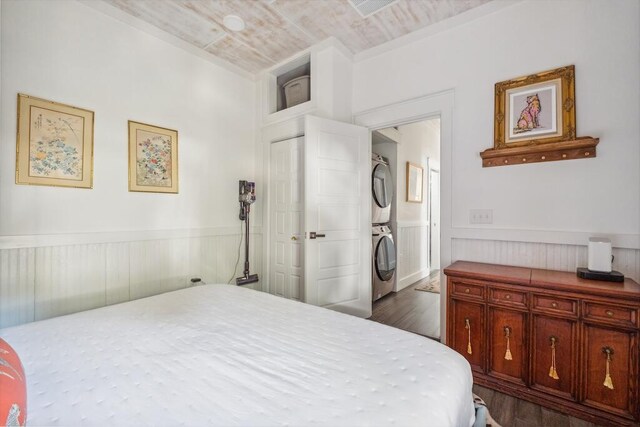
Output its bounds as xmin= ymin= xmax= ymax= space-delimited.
xmin=304 ymin=115 xmax=371 ymax=318
xmin=269 ymin=137 xmax=304 ymax=300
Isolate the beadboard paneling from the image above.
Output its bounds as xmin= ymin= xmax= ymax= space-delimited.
xmin=0 ymin=248 xmax=36 ymax=328
xmin=129 ymin=238 xmax=191 ymax=300
xmin=452 ymin=238 xmax=640 ymax=283
xmin=216 ymin=235 xmax=242 ymax=287
xmin=35 ymin=244 xmax=107 ymax=321
xmin=0 ymin=232 xmax=262 ymax=329
xmin=396 ymin=223 xmax=430 ymax=290
xmin=105 ymin=242 xmax=130 ymax=305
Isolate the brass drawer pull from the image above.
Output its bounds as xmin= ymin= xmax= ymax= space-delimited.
xmin=606 ymin=310 xmax=614 ymax=317
xmin=505 ymin=294 xmax=511 ymax=300
xmin=602 ymin=347 xmax=614 ymax=390
xmin=549 ymin=336 xmax=559 ymax=380
xmin=464 ymin=288 xmax=470 ymax=294
xmin=551 ymin=302 xmax=558 ymax=308
xmin=465 ymin=318 xmax=472 ymax=355
xmin=504 ymin=326 xmax=513 ymax=360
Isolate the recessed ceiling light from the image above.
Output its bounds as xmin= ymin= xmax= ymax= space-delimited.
xmin=223 ymin=15 xmax=245 ymax=32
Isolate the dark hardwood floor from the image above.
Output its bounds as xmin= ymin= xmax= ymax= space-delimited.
xmin=369 ymin=271 xmax=441 ymax=339
xmin=369 ymin=273 xmax=602 ymax=427
xmin=473 ymin=384 xmax=601 ymax=427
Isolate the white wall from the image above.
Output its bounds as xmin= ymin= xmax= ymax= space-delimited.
xmin=353 ymin=0 xmax=639 ymax=341
xmin=1 ymin=0 xmax=256 ymax=236
xmin=353 ymin=0 xmax=640 ymax=243
xmin=0 ymin=0 xmax=260 ymax=328
xmin=391 ymin=119 xmax=440 ymax=289
xmin=396 ymin=119 xmax=440 ymax=225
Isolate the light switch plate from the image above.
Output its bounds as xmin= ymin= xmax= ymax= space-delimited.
xmin=470 ymin=209 xmax=493 ymax=224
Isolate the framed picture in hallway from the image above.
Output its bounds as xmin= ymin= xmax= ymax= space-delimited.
xmin=15 ymin=93 xmax=94 ymax=189
xmin=128 ymin=120 xmax=179 ymax=194
xmin=406 ymin=162 xmax=423 ymax=203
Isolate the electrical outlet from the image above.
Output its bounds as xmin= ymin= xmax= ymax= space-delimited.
xmin=470 ymin=209 xmax=493 ymax=224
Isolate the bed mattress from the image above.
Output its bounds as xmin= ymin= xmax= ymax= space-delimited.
xmin=1 ymin=285 xmax=474 ymax=426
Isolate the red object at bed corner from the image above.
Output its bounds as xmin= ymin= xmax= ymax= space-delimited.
xmin=0 ymin=338 xmax=26 ymax=427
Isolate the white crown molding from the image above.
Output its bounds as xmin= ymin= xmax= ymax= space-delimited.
xmin=261 ymin=36 xmax=353 ymax=77
xmin=353 ymin=0 xmax=525 ymax=63
xmin=322 ymin=36 xmax=354 ymax=62
xmin=77 ymin=0 xmax=257 ymax=82
xmin=0 ymin=226 xmax=263 ymax=250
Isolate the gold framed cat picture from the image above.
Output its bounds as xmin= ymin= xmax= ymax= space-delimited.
xmin=494 ymin=65 xmax=576 ymax=149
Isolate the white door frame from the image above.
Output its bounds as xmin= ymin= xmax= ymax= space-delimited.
xmin=429 ymin=167 xmax=440 ymax=271
xmin=353 ymin=89 xmax=454 ymax=342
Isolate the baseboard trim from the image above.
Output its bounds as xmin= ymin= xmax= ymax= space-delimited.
xmin=396 ymin=268 xmax=430 ymax=291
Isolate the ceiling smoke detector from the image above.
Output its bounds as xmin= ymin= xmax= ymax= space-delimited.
xmin=348 ymin=0 xmax=398 ymax=18
xmin=223 ymin=15 xmax=245 ymax=32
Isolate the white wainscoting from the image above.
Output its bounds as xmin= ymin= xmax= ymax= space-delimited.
xmin=451 ymin=238 xmax=640 ymax=283
xmin=396 ymin=222 xmax=430 ymax=291
xmin=0 ymin=230 xmax=262 ymax=329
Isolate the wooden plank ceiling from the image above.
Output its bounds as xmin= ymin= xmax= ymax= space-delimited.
xmin=104 ymin=0 xmax=490 ymax=73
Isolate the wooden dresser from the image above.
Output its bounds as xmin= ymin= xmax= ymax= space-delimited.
xmin=444 ymin=261 xmax=640 ymax=426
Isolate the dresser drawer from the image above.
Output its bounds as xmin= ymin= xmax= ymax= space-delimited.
xmin=489 ymin=287 xmax=527 ymax=308
xmin=450 ymin=281 xmax=484 ymax=300
xmin=532 ymin=294 xmax=578 ymax=317
xmin=583 ymin=302 xmax=637 ymax=327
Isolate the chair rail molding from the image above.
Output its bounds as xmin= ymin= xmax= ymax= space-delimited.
xmin=0 ymin=226 xmax=263 ymax=250
xmin=451 ymin=227 xmax=640 ymax=250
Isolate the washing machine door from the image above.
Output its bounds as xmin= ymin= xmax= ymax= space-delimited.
xmin=375 ymin=236 xmax=396 ymax=281
xmin=372 ymin=163 xmax=393 ymax=208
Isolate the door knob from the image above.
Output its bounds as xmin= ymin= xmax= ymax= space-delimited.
xmin=291 ymin=236 xmax=297 ymax=241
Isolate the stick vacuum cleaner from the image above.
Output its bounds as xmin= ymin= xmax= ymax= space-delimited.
xmin=236 ymin=180 xmax=259 ymax=286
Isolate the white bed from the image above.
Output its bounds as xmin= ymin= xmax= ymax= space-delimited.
xmin=0 ymin=285 xmax=475 ymax=426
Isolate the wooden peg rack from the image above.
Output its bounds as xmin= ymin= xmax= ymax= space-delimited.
xmin=480 ymin=137 xmax=599 ymax=167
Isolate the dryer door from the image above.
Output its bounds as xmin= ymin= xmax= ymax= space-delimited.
xmin=372 ymin=163 xmax=393 ymax=208
xmin=375 ymin=236 xmax=396 ymax=281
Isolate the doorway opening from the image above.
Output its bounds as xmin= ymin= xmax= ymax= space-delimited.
xmin=369 ymin=117 xmax=442 ymax=340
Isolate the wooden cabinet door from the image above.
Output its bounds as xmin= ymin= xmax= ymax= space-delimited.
xmin=489 ymin=307 xmax=527 ymax=385
xmin=450 ymin=298 xmax=485 ymax=373
xmin=531 ymin=315 xmax=577 ymax=400
xmin=583 ymin=324 xmax=638 ymax=420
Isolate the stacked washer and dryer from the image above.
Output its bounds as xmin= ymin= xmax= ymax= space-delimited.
xmin=371 ymin=153 xmax=397 ymax=301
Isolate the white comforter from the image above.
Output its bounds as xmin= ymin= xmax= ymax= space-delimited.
xmin=1 ymin=285 xmax=474 ymax=427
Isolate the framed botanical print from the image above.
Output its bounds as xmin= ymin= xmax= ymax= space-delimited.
xmin=406 ymin=162 xmax=423 ymax=203
xmin=16 ymin=94 xmax=94 ymax=188
xmin=128 ymin=121 xmax=178 ymax=193
xmin=494 ymin=65 xmax=576 ymax=148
